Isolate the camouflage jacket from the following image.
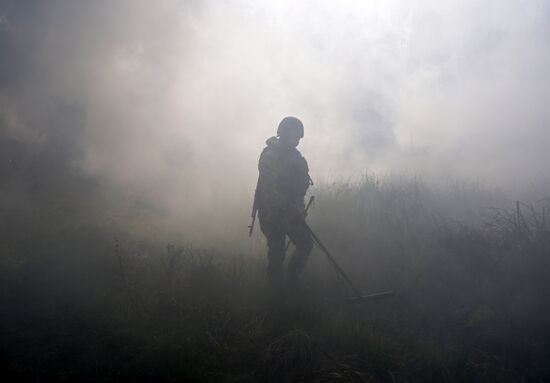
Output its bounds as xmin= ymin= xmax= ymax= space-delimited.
xmin=257 ymin=136 xmax=311 ymax=216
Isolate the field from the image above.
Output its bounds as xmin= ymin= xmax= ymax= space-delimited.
xmin=1 ymin=174 xmax=549 ymax=382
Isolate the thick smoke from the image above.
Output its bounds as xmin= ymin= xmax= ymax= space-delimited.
xmin=1 ymin=0 xmax=549 ymax=240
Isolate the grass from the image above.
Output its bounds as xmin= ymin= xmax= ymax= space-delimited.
xmin=1 ymin=175 xmax=549 ymax=382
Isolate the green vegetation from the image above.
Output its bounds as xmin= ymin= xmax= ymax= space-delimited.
xmin=1 ymin=175 xmax=549 ymax=382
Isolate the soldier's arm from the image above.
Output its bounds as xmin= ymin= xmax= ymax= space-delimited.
xmin=295 ymin=155 xmax=312 ymax=202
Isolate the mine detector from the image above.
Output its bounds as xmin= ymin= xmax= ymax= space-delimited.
xmin=249 ymin=194 xmax=394 ymax=304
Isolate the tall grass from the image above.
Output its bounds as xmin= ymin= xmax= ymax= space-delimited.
xmin=1 ymin=174 xmax=549 ymax=382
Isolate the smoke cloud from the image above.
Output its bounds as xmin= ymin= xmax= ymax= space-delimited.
xmin=1 ymin=0 xmax=549 ymax=240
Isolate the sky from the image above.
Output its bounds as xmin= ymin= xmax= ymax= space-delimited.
xmin=1 ymin=0 xmax=549 ymax=231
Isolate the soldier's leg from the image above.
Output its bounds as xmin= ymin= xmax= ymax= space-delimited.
xmin=286 ymin=221 xmax=314 ymax=283
xmin=259 ymin=211 xmax=287 ymax=288
xmin=265 ymin=232 xmax=286 ymax=287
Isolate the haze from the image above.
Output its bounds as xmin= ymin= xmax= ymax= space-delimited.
xmin=1 ymin=0 xmax=549 ymax=242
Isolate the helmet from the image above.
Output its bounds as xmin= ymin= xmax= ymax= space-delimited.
xmin=277 ymin=116 xmax=304 ymax=138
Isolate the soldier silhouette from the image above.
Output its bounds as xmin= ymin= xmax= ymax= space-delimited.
xmin=252 ymin=117 xmax=314 ymax=288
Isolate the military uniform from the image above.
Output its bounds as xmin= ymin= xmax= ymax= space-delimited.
xmin=257 ymin=136 xmax=313 ymax=286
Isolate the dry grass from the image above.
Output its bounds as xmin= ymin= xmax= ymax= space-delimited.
xmin=2 ymin=175 xmax=549 ymax=381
